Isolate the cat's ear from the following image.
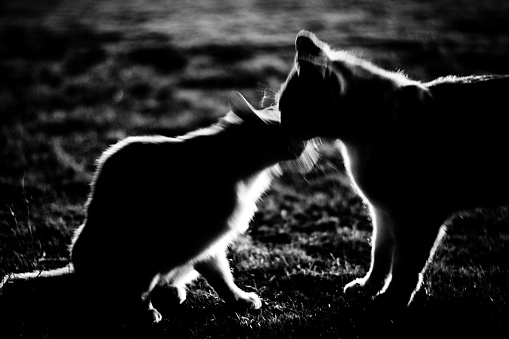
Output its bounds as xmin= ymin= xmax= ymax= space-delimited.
xmin=229 ymin=91 xmax=279 ymax=124
xmin=294 ymin=31 xmax=337 ymax=85
xmin=228 ymin=91 xmax=260 ymax=122
xmin=295 ymin=30 xmax=327 ymax=57
xmin=294 ymin=37 xmax=346 ymax=98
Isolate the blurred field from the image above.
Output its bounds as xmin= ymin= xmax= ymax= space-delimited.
xmin=1 ymin=0 xmax=509 ymax=338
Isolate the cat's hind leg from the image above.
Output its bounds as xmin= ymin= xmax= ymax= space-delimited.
xmin=344 ymin=206 xmax=395 ymax=296
xmin=194 ymin=249 xmax=262 ymax=310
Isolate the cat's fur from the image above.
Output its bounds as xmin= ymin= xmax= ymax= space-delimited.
xmin=2 ymin=92 xmax=316 ymax=323
xmin=278 ymin=30 xmax=509 ymax=310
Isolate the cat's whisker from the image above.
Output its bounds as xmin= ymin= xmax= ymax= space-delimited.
xmin=257 ymin=83 xmax=277 ymax=108
xmin=319 ymin=158 xmax=342 ymax=175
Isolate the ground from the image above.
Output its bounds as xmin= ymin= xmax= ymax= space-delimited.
xmin=0 ymin=0 xmax=508 ymax=338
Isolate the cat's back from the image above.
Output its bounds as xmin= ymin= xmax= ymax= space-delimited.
xmin=416 ymin=75 xmax=509 ymax=157
xmin=385 ymin=74 xmax=509 ymax=148
xmin=426 ymin=74 xmax=509 ymax=95
xmin=90 ymin=136 xmax=186 ymax=199
xmin=94 ymin=130 xmax=227 ymax=189
xmin=87 ymin=129 xmax=240 ymax=224
xmin=425 ymin=74 xmax=509 ymax=123
xmin=377 ymin=74 xmax=509 ymax=209
xmin=75 ymin=129 xmax=241 ymax=259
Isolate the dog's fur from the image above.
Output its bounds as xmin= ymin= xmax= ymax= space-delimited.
xmin=278 ymin=30 xmax=509 ymax=309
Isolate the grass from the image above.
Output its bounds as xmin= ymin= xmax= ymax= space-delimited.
xmin=1 ymin=0 xmax=509 ymax=338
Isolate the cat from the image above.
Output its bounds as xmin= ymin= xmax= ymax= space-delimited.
xmin=1 ymin=91 xmax=317 ymax=324
xmin=277 ymin=30 xmax=509 ymax=311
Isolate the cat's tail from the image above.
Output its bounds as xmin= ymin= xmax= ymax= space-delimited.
xmin=0 ymin=263 xmax=75 ymax=291
xmin=0 ymin=264 xmax=76 ymax=306
xmin=0 ymin=264 xmax=86 ymax=335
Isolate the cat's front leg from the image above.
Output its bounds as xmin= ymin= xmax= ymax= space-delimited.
xmin=344 ymin=206 xmax=395 ymax=296
xmin=140 ymin=276 xmax=164 ymax=323
xmin=375 ymin=214 xmax=445 ymax=311
xmin=194 ymin=249 xmax=262 ymax=310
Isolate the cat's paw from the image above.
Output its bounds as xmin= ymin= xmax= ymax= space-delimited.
xmin=148 ymin=308 xmax=163 ymax=324
xmin=175 ymin=286 xmax=187 ymax=304
xmin=126 ymin=306 xmax=163 ymax=326
xmin=343 ymin=278 xmax=381 ymax=296
xmin=151 ymin=285 xmax=187 ymax=306
xmin=232 ymin=291 xmax=262 ymax=310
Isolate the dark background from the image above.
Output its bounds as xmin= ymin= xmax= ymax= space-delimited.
xmin=1 ymin=1 xmax=509 ymax=338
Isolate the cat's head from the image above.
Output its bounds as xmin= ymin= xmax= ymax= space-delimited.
xmin=228 ymin=91 xmax=318 ymax=171
xmin=278 ymin=30 xmax=343 ymax=140
xmin=278 ymin=30 xmax=416 ymax=141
